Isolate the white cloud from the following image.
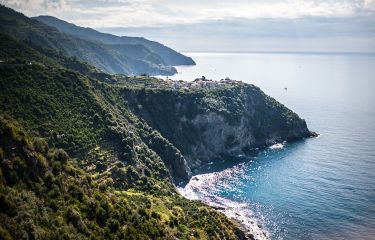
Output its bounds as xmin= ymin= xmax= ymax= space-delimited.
xmin=3 ymin=0 xmax=375 ymax=28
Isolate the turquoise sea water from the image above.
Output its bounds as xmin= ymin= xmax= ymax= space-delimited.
xmin=173 ymin=53 xmax=375 ymax=240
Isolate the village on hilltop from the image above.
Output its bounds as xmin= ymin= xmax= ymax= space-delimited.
xmin=165 ymin=76 xmax=242 ymax=90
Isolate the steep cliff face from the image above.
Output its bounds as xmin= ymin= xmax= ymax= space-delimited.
xmin=122 ymin=83 xmax=315 ymax=172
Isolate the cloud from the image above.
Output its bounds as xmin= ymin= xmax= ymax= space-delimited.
xmin=3 ymin=0 xmax=375 ymax=28
xmin=3 ymin=0 xmax=375 ymax=52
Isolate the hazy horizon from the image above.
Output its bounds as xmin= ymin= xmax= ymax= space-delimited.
xmin=4 ymin=0 xmax=375 ymax=53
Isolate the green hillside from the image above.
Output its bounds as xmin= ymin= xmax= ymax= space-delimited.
xmin=0 ymin=22 xmax=243 ymax=240
xmin=0 ymin=115 xmax=241 ymax=240
xmin=34 ymin=15 xmax=196 ymax=66
xmin=0 ymin=5 xmax=191 ymax=76
xmin=0 ymin=5 xmax=314 ymax=240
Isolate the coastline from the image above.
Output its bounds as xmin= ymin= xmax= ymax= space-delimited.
xmin=176 ymin=139 xmax=317 ymax=240
xmin=177 ymin=163 xmax=271 ymax=240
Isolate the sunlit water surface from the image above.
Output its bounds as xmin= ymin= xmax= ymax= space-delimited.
xmin=171 ymin=52 xmax=375 ymax=240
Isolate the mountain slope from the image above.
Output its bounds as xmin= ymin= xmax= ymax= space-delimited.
xmin=0 ymin=30 xmax=247 ymax=239
xmin=0 ymin=5 xmax=177 ymax=75
xmin=0 ymin=115 xmax=243 ymax=240
xmin=0 ymin=5 xmax=315 ymax=240
xmin=0 ymin=33 xmax=192 ymax=183
xmin=0 ymin=5 xmax=315 ymax=181
xmin=34 ymin=15 xmax=196 ymax=66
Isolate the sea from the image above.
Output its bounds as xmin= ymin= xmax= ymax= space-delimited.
xmin=165 ymin=52 xmax=375 ymax=240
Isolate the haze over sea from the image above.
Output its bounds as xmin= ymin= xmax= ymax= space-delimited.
xmin=172 ymin=52 xmax=375 ymax=240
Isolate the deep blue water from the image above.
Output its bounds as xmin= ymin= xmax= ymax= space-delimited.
xmin=174 ymin=53 xmax=375 ymax=240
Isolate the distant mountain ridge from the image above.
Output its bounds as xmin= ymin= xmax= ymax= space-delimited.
xmin=34 ymin=15 xmax=196 ymax=67
xmin=0 ymin=5 xmax=194 ymax=75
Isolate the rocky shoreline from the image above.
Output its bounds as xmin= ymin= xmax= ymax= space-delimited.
xmin=215 ymin=207 xmax=270 ymax=240
xmin=177 ymin=160 xmax=273 ymax=240
xmin=121 ymin=74 xmax=318 ymax=239
xmin=178 ymin=135 xmax=319 ymax=240
xmin=180 ymin=183 xmax=270 ymax=240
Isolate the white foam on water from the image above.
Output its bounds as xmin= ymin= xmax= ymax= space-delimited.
xmin=269 ymin=143 xmax=284 ymax=149
xmin=178 ymin=165 xmax=271 ymax=240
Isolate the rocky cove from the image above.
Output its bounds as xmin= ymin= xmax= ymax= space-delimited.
xmin=117 ymin=80 xmax=316 ymax=239
xmin=178 ymin=168 xmax=273 ymax=240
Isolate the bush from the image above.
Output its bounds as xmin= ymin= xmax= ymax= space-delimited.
xmin=32 ymin=138 xmax=48 ymax=154
xmin=95 ymin=207 xmax=107 ymax=226
xmin=36 ymin=154 xmax=48 ymax=169
xmin=0 ymin=226 xmax=13 ymax=240
xmin=66 ymin=207 xmax=87 ymax=233
xmin=107 ymin=218 xmax=120 ymax=233
xmin=138 ymin=208 xmax=148 ymax=218
xmin=151 ymin=211 xmax=160 ymax=219
xmin=0 ymin=147 xmax=4 ymax=160
xmin=48 ymin=149 xmax=69 ymax=164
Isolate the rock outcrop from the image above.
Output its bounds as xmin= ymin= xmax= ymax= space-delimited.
xmin=122 ymin=83 xmax=316 ymax=177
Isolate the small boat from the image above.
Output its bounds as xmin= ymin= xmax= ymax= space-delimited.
xmin=284 ymin=87 xmax=288 ymax=90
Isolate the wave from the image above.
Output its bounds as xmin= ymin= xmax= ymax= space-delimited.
xmin=178 ymin=166 xmax=270 ymax=240
xmin=269 ymin=142 xmax=285 ymax=150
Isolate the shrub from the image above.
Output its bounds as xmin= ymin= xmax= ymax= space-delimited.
xmin=95 ymin=207 xmax=107 ymax=226
xmin=48 ymin=149 xmax=69 ymax=164
xmin=36 ymin=154 xmax=48 ymax=169
xmin=0 ymin=226 xmax=13 ymax=240
xmin=0 ymin=147 xmax=4 ymax=160
xmin=151 ymin=211 xmax=160 ymax=219
xmin=107 ymin=218 xmax=120 ymax=233
xmin=51 ymin=161 xmax=62 ymax=175
xmin=138 ymin=208 xmax=148 ymax=218
xmin=32 ymin=138 xmax=48 ymax=154
xmin=67 ymin=207 xmax=87 ymax=233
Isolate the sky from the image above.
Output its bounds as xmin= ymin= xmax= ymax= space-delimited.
xmin=3 ymin=0 xmax=375 ymax=52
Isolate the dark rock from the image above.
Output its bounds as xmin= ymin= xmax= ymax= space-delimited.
xmin=122 ymin=83 xmax=315 ymax=182
xmin=212 ymin=206 xmax=225 ymax=210
xmin=309 ymin=131 xmax=319 ymax=137
xmin=235 ymin=228 xmax=247 ymax=240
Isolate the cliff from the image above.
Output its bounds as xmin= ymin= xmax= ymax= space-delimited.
xmin=0 ymin=5 xmax=314 ymax=239
xmin=122 ymin=82 xmax=315 ymax=175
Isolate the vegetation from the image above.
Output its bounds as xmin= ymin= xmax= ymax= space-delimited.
xmin=34 ymin=15 xmax=195 ymax=67
xmin=0 ymin=115 xmax=241 ymax=240
xmin=0 ymin=4 xmax=311 ymax=239
xmin=0 ymin=6 xmax=246 ymax=239
xmin=0 ymin=5 xmax=192 ymax=76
